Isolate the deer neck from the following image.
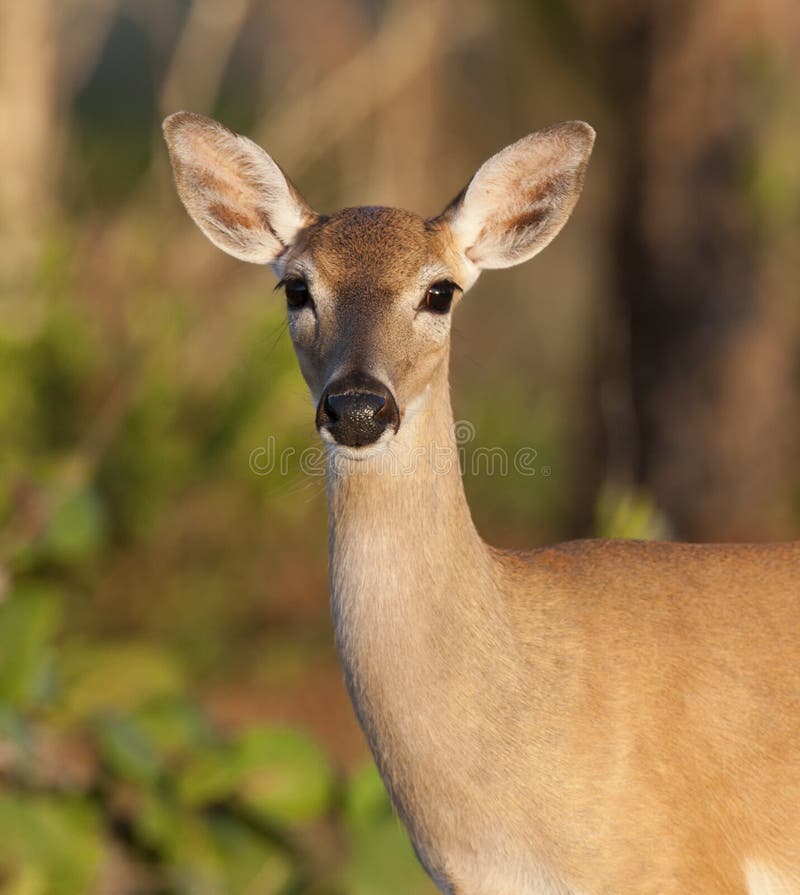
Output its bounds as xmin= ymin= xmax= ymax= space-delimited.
xmin=325 ymin=365 xmax=511 ymax=797
xmin=326 ymin=365 xmax=491 ymax=626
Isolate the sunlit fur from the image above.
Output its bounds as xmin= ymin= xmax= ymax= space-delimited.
xmin=164 ymin=112 xmax=800 ymax=895
xmin=745 ymin=861 xmax=800 ymax=895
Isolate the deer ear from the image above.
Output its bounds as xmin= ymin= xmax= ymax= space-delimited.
xmin=162 ymin=111 xmax=317 ymax=267
xmin=438 ymin=121 xmax=595 ymax=271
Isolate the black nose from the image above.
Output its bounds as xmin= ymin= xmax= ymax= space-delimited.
xmin=316 ymin=373 xmax=400 ymax=447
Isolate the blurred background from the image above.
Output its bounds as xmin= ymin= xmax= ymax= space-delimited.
xmin=1 ymin=0 xmax=798 ymax=891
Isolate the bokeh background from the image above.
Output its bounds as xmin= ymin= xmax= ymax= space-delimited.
xmin=1 ymin=0 xmax=799 ymax=892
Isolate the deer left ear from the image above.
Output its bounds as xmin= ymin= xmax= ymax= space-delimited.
xmin=163 ymin=111 xmax=317 ymax=268
xmin=437 ymin=121 xmax=595 ymax=271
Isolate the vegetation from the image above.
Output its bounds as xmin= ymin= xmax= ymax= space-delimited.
xmin=0 ymin=577 xmax=432 ymax=894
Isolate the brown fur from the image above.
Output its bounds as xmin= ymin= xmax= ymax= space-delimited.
xmin=163 ymin=111 xmax=800 ymax=895
xmin=207 ymin=201 xmax=257 ymax=231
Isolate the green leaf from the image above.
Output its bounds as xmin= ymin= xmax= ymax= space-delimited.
xmin=233 ymin=726 xmax=334 ymax=826
xmin=344 ymin=762 xmax=434 ymax=895
xmin=0 ymin=795 xmax=101 ymax=895
xmin=36 ymin=488 xmax=106 ymax=563
xmin=206 ymin=813 xmax=293 ymax=894
xmin=167 ymin=813 xmax=293 ymax=895
xmin=133 ymin=696 xmax=215 ymax=764
xmin=176 ymin=743 xmax=243 ymax=806
xmin=59 ymin=641 xmax=184 ymax=721
xmin=0 ymin=583 xmax=61 ymax=709
xmin=1 ymin=862 xmax=47 ymax=895
xmin=165 ymin=815 xmax=223 ymax=894
xmin=345 ymin=762 xmax=393 ymax=832
xmin=134 ymin=788 xmax=182 ymax=854
xmin=93 ymin=713 xmax=162 ymax=783
xmin=177 ymin=726 xmax=334 ymax=826
xmin=595 ymin=485 xmax=670 ymax=540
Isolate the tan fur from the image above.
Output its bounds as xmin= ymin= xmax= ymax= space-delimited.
xmin=163 ymin=112 xmax=800 ymax=895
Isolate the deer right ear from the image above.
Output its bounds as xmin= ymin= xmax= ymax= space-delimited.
xmin=162 ymin=112 xmax=317 ymax=267
xmin=436 ymin=121 xmax=595 ymax=273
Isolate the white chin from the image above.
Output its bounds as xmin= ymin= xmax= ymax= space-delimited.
xmin=320 ymin=426 xmax=397 ymax=462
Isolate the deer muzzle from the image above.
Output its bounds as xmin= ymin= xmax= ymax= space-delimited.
xmin=316 ymin=372 xmax=400 ymax=447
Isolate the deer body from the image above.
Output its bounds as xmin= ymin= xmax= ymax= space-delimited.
xmin=163 ymin=112 xmax=800 ymax=894
xmin=329 ymin=362 xmax=800 ymax=895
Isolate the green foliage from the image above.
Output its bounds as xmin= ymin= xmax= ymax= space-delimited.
xmin=35 ymin=488 xmax=107 ymax=565
xmin=0 ymin=583 xmax=60 ymax=708
xmin=458 ymin=381 xmax=568 ymax=541
xmin=345 ymin=764 xmax=431 ymax=895
xmin=0 ymin=579 xmax=434 ymax=894
xmin=58 ymin=641 xmax=185 ymax=721
xmin=0 ymin=795 xmax=102 ymax=895
xmin=595 ymin=485 xmax=670 ymax=540
xmin=182 ymin=726 xmax=334 ymax=825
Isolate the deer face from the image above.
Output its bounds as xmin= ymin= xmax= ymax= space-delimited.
xmin=278 ymin=205 xmax=466 ymax=448
xmin=163 ymin=113 xmax=594 ymax=451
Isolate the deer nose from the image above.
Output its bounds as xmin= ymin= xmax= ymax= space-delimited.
xmin=316 ymin=374 xmax=400 ymax=447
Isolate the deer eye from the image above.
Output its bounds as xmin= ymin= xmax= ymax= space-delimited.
xmin=284 ymin=278 xmax=311 ymax=310
xmin=422 ymin=280 xmax=458 ymax=314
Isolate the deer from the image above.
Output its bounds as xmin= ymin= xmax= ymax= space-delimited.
xmin=163 ymin=111 xmax=800 ymax=895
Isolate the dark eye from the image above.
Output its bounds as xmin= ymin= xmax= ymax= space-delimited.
xmin=284 ymin=278 xmax=310 ymax=310
xmin=422 ymin=280 xmax=457 ymax=314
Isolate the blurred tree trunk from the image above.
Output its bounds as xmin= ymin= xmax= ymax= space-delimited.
xmin=0 ymin=0 xmax=56 ymax=291
xmin=580 ymin=0 xmax=800 ymax=541
xmin=615 ymin=1 xmax=798 ymax=540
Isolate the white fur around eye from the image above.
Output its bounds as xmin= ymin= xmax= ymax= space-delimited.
xmin=414 ymin=306 xmax=452 ymax=344
xmin=287 ymin=302 xmax=317 ymax=345
xmin=283 ymin=268 xmax=324 ymax=346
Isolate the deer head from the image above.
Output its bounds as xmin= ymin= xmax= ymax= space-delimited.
xmin=163 ymin=112 xmax=594 ymax=452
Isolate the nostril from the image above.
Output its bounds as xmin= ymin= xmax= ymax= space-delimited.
xmin=324 ymin=392 xmax=340 ymax=422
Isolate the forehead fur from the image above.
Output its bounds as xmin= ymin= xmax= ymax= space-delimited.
xmin=293 ymin=206 xmax=446 ymax=289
